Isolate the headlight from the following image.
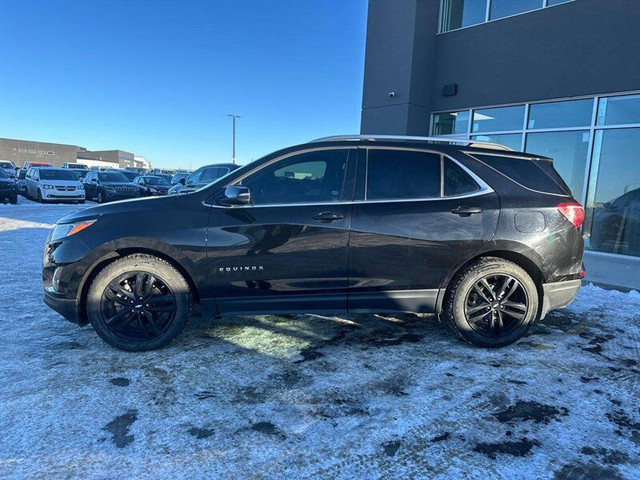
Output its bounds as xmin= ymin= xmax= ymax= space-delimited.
xmin=78 ymin=184 xmax=84 ymax=190
xmin=149 ymin=187 xmax=157 ymax=193
xmin=50 ymin=220 xmax=96 ymax=242
xmin=105 ymin=187 xmax=116 ymax=192
xmin=43 ymin=184 xmax=54 ymax=189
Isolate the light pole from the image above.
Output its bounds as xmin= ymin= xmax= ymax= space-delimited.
xmin=227 ymin=114 xmax=240 ymax=164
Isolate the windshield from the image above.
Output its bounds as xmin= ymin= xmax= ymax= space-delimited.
xmin=0 ymin=169 xmax=8 ymax=178
xmin=39 ymin=169 xmax=78 ymax=181
xmin=0 ymin=161 xmax=14 ymax=169
xmin=146 ymin=176 xmax=169 ymax=185
xmin=98 ymin=172 xmax=129 ymax=183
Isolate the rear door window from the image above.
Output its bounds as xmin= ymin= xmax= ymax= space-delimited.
xmin=366 ymin=150 xmax=440 ymax=201
xmin=471 ymin=153 xmax=568 ymax=195
xmin=443 ymin=159 xmax=480 ymax=196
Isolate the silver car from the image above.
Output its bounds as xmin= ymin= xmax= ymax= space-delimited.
xmin=25 ymin=167 xmax=85 ymax=204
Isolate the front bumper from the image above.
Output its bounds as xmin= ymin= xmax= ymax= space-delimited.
xmin=44 ymin=287 xmax=83 ymax=325
xmin=42 ymin=190 xmax=85 ymax=201
xmin=0 ymin=187 xmax=17 ymax=200
xmin=104 ymin=191 xmax=138 ymax=201
xmin=540 ymin=279 xmax=582 ymax=318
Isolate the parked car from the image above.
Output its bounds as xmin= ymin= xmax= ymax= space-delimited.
xmin=21 ymin=161 xmax=52 ymax=170
xmin=171 ymin=172 xmax=190 ymax=185
xmin=125 ymin=167 xmax=148 ymax=175
xmin=43 ymin=135 xmax=585 ymax=351
xmin=134 ymin=175 xmax=171 ymax=196
xmin=25 ymin=167 xmax=85 ymax=204
xmin=168 ymin=163 xmax=238 ymax=195
xmin=15 ymin=169 xmax=28 ymax=195
xmin=111 ymin=169 xmax=138 ymax=182
xmin=0 ymin=160 xmax=16 ymax=179
xmin=61 ymin=162 xmax=90 ymax=179
xmin=0 ymin=168 xmax=18 ymax=204
xmin=83 ymin=170 xmax=139 ymax=203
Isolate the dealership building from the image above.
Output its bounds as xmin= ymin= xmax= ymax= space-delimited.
xmin=0 ymin=138 xmax=150 ymax=170
xmin=361 ymin=0 xmax=640 ymax=289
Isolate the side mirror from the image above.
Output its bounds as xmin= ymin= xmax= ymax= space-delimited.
xmin=91 ymin=178 xmax=98 ymax=183
xmin=218 ymin=186 xmax=250 ymax=206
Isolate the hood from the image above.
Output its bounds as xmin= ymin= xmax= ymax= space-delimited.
xmin=57 ymin=193 xmax=188 ymax=224
xmin=0 ymin=177 xmax=15 ymax=185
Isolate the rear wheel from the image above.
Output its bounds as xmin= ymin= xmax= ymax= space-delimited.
xmin=86 ymin=254 xmax=192 ymax=351
xmin=440 ymin=257 xmax=539 ymax=348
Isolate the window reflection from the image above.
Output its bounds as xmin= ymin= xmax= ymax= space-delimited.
xmin=597 ymin=94 xmax=640 ymax=126
xmin=586 ymin=128 xmax=640 ymax=257
xmin=472 ymin=133 xmax=522 ymax=151
xmin=525 ymin=131 xmax=589 ymax=199
xmin=472 ymin=106 xmax=525 ymax=133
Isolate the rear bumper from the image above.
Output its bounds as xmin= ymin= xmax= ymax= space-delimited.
xmin=540 ymin=279 xmax=582 ymax=318
xmin=43 ymin=288 xmax=83 ymax=325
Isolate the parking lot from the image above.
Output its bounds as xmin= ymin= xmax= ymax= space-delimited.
xmin=1 ymin=198 xmax=639 ymax=479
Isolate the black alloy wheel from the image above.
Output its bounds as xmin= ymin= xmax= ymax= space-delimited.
xmin=464 ymin=274 xmax=529 ymax=337
xmin=441 ymin=257 xmax=539 ymax=348
xmin=87 ymin=254 xmax=192 ymax=351
xmin=100 ymin=271 xmax=177 ymax=342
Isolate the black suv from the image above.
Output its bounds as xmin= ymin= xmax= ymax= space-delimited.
xmin=43 ymin=136 xmax=584 ymax=351
xmin=83 ymin=170 xmax=139 ymax=203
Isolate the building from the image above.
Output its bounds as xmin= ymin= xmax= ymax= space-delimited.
xmin=360 ymin=0 xmax=640 ymax=290
xmin=0 ymin=138 xmax=148 ymax=170
xmin=0 ymin=138 xmax=86 ymax=168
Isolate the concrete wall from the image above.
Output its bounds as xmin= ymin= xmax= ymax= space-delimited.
xmin=361 ymin=0 xmax=640 ymax=134
xmin=0 ymin=138 xmax=85 ymax=168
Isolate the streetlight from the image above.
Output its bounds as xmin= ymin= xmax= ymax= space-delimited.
xmin=227 ymin=114 xmax=241 ymax=164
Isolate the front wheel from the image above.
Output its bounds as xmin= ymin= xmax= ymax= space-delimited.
xmin=9 ymin=194 xmax=17 ymax=204
xmin=36 ymin=189 xmax=43 ymax=203
xmin=86 ymin=254 xmax=192 ymax=351
xmin=440 ymin=257 xmax=539 ymax=348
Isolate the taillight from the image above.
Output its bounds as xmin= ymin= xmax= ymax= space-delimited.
xmin=557 ymin=202 xmax=585 ymax=229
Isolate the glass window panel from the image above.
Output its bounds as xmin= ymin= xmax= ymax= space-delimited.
xmin=471 ymin=133 xmax=523 ymax=151
xmin=444 ymin=159 xmax=480 ymax=196
xmin=472 ymin=105 xmax=525 ymax=133
xmin=440 ymin=0 xmax=487 ymax=32
xmin=489 ymin=0 xmax=542 ymax=20
xmin=528 ymin=99 xmax=593 ymax=129
xmin=597 ymin=94 xmax=640 ymax=126
xmin=585 ymin=128 xmax=640 ymax=257
xmin=432 ymin=111 xmax=470 ymax=135
xmin=243 ymin=149 xmax=348 ymax=205
xmin=525 ymin=131 xmax=590 ymax=200
xmin=367 ymin=150 xmax=441 ymax=200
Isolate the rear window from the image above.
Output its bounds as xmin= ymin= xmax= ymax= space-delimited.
xmin=367 ymin=150 xmax=440 ymax=200
xmin=472 ymin=153 xmax=568 ymax=195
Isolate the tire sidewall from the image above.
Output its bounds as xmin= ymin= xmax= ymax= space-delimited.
xmin=87 ymin=255 xmax=191 ymax=351
xmin=449 ymin=261 xmax=539 ymax=348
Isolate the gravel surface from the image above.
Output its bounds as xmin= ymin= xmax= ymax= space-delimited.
xmin=1 ymin=198 xmax=639 ymax=479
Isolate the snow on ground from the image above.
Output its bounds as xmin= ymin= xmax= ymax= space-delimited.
xmin=1 ymin=198 xmax=639 ymax=479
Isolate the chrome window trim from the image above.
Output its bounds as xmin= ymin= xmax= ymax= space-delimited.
xmin=205 ymin=145 xmax=494 ymax=208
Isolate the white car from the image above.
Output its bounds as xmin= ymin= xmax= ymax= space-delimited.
xmin=25 ymin=167 xmax=85 ymax=204
xmin=0 ymin=160 xmax=16 ymax=179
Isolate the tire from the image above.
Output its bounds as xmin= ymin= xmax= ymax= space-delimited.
xmin=9 ymin=194 xmax=17 ymax=204
xmin=86 ymin=254 xmax=192 ymax=351
xmin=440 ymin=257 xmax=539 ymax=348
xmin=36 ymin=189 xmax=43 ymax=203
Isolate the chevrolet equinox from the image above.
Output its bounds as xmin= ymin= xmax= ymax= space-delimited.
xmin=43 ymin=135 xmax=584 ymax=351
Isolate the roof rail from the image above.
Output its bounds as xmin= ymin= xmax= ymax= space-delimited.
xmin=309 ymin=134 xmax=514 ymax=151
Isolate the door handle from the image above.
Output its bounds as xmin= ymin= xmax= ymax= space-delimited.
xmin=451 ymin=206 xmax=482 ymax=217
xmin=313 ymin=212 xmax=344 ymax=223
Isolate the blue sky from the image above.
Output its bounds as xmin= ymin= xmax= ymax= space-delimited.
xmin=0 ymin=0 xmax=367 ymax=169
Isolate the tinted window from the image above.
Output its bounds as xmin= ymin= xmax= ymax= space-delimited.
xmin=367 ymin=150 xmax=440 ymax=201
xmin=201 ymin=167 xmax=230 ymax=182
xmin=39 ymin=169 xmax=78 ymax=181
xmin=243 ymin=150 xmax=348 ymax=205
xmin=0 ymin=169 xmax=7 ymax=178
xmin=146 ymin=176 xmax=169 ymax=185
xmin=98 ymin=172 xmax=128 ymax=183
xmin=444 ymin=159 xmax=480 ymax=196
xmin=0 ymin=161 xmax=13 ymax=169
xmin=473 ymin=153 xmax=567 ymax=195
